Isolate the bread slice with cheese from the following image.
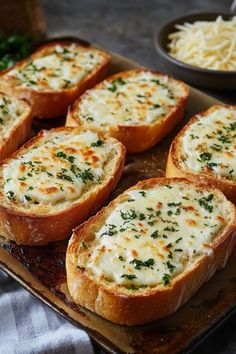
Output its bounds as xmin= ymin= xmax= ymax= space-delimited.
xmin=66 ymin=69 xmax=189 ymax=153
xmin=66 ymin=177 xmax=236 ymax=325
xmin=0 ymin=127 xmax=125 ymax=245
xmin=166 ymin=105 xmax=236 ymax=204
xmin=0 ymin=92 xmax=32 ymax=161
xmin=0 ymin=41 xmax=110 ymax=119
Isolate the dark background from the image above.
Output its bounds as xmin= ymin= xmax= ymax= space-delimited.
xmin=40 ymin=1 xmax=236 ymax=353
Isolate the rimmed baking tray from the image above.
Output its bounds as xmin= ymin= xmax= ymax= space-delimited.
xmin=1 ymin=38 xmax=236 ymax=354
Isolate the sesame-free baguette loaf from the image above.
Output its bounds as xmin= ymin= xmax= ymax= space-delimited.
xmin=166 ymin=105 xmax=236 ymax=204
xmin=66 ymin=69 xmax=189 ymax=153
xmin=0 ymin=41 xmax=110 ymax=119
xmin=66 ymin=177 xmax=236 ymax=325
xmin=0 ymin=92 xmax=32 ymax=160
xmin=0 ymin=127 xmax=125 ymax=245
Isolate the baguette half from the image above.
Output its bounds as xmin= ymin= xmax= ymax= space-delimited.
xmin=166 ymin=105 xmax=236 ymax=203
xmin=66 ymin=69 xmax=189 ymax=153
xmin=0 ymin=127 xmax=125 ymax=245
xmin=0 ymin=41 xmax=110 ymax=119
xmin=0 ymin=92 xmax=32 ymax=161
xmin=66 ymin=177 xmax=236 ymax=325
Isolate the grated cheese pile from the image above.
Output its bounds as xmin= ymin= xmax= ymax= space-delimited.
xmin=168 ymin=16 xmax=236 ymax=71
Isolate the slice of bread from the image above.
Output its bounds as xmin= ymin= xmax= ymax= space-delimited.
xmin=0 ymin=127 xmax=125 ymax=245
xmin=0 ymin=92 xmax=32 ymax=161
xmin=66 ymin=177 xmax=236 ymax=325
xmin=166 ymin=105 xmax=236 ymax=204
xmin=0 ymin=41 xmax=110 ymax=119
xmin=66 ymin=69 xmax=189 ymax=153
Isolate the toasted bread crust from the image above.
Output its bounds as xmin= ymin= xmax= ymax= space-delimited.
xmin=66 ymin=177 xmax=236 ymax=325
xmin=0 ymin=93 xmax=32 ymax=161
xmin=166 ymin=105 xmax=236 ymax=204
xmin=0 ymin=127 xmax=125 ymax=245
xmin=0 ymin=41 xmax=110 ymax=119
xmin=66 ymin=69 xmax=189 ymax=153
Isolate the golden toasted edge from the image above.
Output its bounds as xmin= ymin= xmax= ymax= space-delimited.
xmin=166 ymin=104 xmax=236 ymax=204
xmin=0 ymin=126 xmax=125 ymax=245
xmin=66 ymin=177 xmax=236 ymax=325
xmin=0 ymin=41 xmax=111 ymax=119
xmin=0 ymin=93 xmax=32 ymax=161
xmin=66 ymin=69 xmax=189 ymax=153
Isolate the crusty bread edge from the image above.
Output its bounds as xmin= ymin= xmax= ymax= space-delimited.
xmin=0 ymin=126 xmax=125 ymax=245
xmin=0 ymin=95 xmax=32 ymax=161
xmin=0 ymin=41 xmax=111 ymax=119
xmin=66 ymin=69 xmax=189 ymax=153
xmin=166 ymin=105 xmax=236 ymax=204
xmin=66 ymin=177 xmax=236 ymax=325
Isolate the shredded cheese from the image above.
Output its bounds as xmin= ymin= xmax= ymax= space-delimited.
xmin=168 ymin=16 xmax=236 ymax=71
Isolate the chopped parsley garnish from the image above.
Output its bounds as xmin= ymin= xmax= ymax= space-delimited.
xmin=6 ymin=190 xmax=15 ymax=201
xmin=198 ymin=194 xmax=214 ymax=213
xmin=55 ymin=151 xmax=75 ymax=164
xmin=24 ymin=195 xmax=32 ymax=201
xmin=211 ymin=143 xmax=222 ymax=152
xmin=78 ymin=169 xmax=94 ymax=184
xmin=162 ymin=274 xmax=171 ymax=286
xmin=119 ymin=255 xmax=125 ymax=261
xmin=150 ymin=103 xmax=161 ymax=110
xmin=121 ymin=274 xmax=137 ymax=280
xmin=166 ymin=261 xmax=176 ymax=273
xmin=198 ymin=152 xmax=212 ymax=162
xmin=150 ymin=230 xmax=159 ymax=239
xmin=57 ymin=173 xmax=73 ymax=182
xmin=229 ymin=122 xmax=236 ymax=130
xmin=107 ymin=77 xmax=126 ymax=92
xmin=115 ymin=77 xmax=126 ymax=85
xmin=130 ymin=258 xmax=154 ymax=270
xmin=139 ymin=213 xmax=145 ymax=221
xmin=120 ymin=209 xmax=137 ymax=221
xmin=91 ymin=140 xmax=104 ymax=147
xmin=167 ymin=202 xmax=181 ymax=207
xmin=164 ymin=226 xmax=179 ymax=232
xmin=207 ymin=162 xmax=217 ymax=169
xmin=139 ymin=190 xmax=146 ymax=197
xmin=56 ymin=151 xmax=67 ymax=159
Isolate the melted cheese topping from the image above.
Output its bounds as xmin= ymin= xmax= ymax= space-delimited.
xmin=5 ymin=44 xmax=105 ymax=91
xmin=81 ymin=183 xmax=228 ymax=289
xmin=180 ymin=106 xmax=236 ymax=180
xmin=168 ymin=16 xmax=236 ymax=71
xmin=0 ymin=93 xmax=27 ymax=139
xmin=77 ymin=71 xmax=184 ymax=126
xmin=2 ymin=130 xmax=112 ymax=210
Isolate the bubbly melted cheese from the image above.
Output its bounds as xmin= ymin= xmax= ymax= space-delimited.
xmin=78 ymin=71 xmax=184 ymax=126
xmin=2 ymin=130 xmax=111 ymax=209
xmin=83 ymin=183 xmax=227 ymax=288
xmin=0 ymin=93 xmax=26 ymax=139
xmin=180 ymin=106 xmax=236 ymax=180
xmin=5 ymin=44 xmax=105 ymax=91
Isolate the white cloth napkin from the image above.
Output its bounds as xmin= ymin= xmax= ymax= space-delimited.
xmin=0 ymin=270 xmax=94 ymax=354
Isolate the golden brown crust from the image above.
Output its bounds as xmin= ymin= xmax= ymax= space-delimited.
xmin=0 ymin=94 xmax=32 ymax=161
xmin=0 ymin=41 xmax=110 ymax=119
xmin=66 ymin=69 xmax=189 ymax=153
xmin=66 ymin=177 xmax=236 ymax=325
xmin=166 ymin=105 xmax=236 ymax=204
xmin=0 ymin=126 xmax=125 ymax=245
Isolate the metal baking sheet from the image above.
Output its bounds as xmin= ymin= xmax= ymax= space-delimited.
xmin=0 ymin=40 xmax=235 ymax=354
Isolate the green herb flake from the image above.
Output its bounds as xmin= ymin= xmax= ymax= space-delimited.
xmin=162 ymin=274 xmax=171 ymax=286
xmin=91 ymin=140 xmax=104 ymax=147
xmin=121 ymin=274 xmax=137 ymax=280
